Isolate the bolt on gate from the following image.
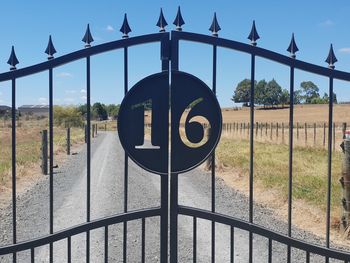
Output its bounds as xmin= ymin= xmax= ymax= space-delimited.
xmin=0 ymin=6 xmax=350 ymax=263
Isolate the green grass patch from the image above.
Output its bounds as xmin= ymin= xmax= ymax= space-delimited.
xmin=216 ymin=138 xmax=342 ymax=211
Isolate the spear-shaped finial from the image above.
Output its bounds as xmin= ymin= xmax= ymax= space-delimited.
xmin=173 ymin=6 xmax=185 ymax=31
xmin=287 ymin=33 xmax=299 ymax=58
xmin=156 ymin=8 xmax=168 ymax=32
xmin=7 ymin=46 xmax=19 ymax=70
xmin=82 ymin=24 xmax=94 ymax=48
xmin=325 ymin=44 xmax=337 ymax=69
xmin=45 ymin=35 xmax=57 ymax=60
xmin=120 ymin=13 xmax=132 ymax=38
xmin=247 ymin=20 xmax=260 ymax=46
xmin=209 ymin=12 xmax=221 ymax=37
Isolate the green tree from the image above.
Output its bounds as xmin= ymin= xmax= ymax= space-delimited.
xmin=333 ymin=92 xmax=338 ymax=104
xmin=53 ymin=106 xmax=84 ymax=127
xmin=300 ymin=81 xmax=319 ymax=103
xmin=106 ymin=104 xmax=120 ymax=119
xmin=293 ymin=90 xmax=303 ymax=104
xmin=255 ymin=79 xmax=267 ymax=107
xmin=265 ymin=79 xmax=282 ymax=107
xmin=92 ymin=102 xmax=108 ymax=120
xmin=77 ymin=104 xmax=87 ymax=118
xmin=280 ymin=89 xmax=290 ymax=107
xmin=232 ymin=79 xmax=256 ymax=106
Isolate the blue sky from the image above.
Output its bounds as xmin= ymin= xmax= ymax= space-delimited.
xmin=0 ymin=1 xmax=350 ymax=107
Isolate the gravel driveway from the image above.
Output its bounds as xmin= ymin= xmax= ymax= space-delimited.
xmin=0 ymin=131 xmax=346 ymax=262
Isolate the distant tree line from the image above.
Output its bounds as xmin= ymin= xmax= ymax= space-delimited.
xmin=53 ymin=103 xmax=120 ymax=127
xmin=232 ymin=79 xmax=337 ymax=108
xmin=77 ymin=103 xmax=120 ymax=121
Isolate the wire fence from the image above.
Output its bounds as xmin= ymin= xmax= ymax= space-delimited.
xmin=220 ymin=121 xmax=347 ymax=151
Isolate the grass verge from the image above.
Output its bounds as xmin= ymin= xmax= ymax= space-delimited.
xmin=216 ymin=138 xmax=342 ymax=212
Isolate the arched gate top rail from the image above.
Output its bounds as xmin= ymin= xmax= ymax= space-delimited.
xmin=171 ymin=30 xmax=350 ymax=81
xmin=1 ymin=30 xmax=349 ymax=82
xmin=0 ymin=32 xmax=169 ymax=82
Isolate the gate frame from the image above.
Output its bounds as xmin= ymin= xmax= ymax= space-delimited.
xmin=0 ymin=20 xmax=350 ymax=262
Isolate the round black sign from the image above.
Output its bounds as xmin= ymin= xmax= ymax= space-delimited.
xmin=117 ymin=71 xmax=222 ymax=175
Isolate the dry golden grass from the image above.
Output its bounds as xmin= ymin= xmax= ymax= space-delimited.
xmin=222 ymin=104 xmax=350 ymax=124
xmin=215 ymin=137 xmax=347 ymax=244
xmin=0 ymin=118 xmax=85 ymax=191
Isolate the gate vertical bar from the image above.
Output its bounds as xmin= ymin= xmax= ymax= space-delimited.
xmin=123 ymin=46 xmax=129 ymax=263
xmin=104 ymin=226 xmax=108 ymax=263
xmin=193 ymin=217 xmax=197 ymax=263
xmin=230 ymin=226 xmax=234 ymax=263
xmin=326 ymin=75 xmax=334 ymax=263
xmin=249 ymin=53 xmax=256 ymax=263
xmin=49 ymin=67 xmax=54 ymax=263
xmin=86 ymin=55 xmax=91 ymax=263
xmin=170 ymin=173 xmax=178 ymax=263
xmin=160 ymin=33 xmax=169 ymax=263
xmin=170 ymin=31 xmax=179 ymax=263
xmin=211 ymin=43 xmax=217 ymax=263
xmin=287 ymin=63 xmax=295 ymax=263
xmin=11 ymin=77 xmax=16 ymax=263
xmin=67 ymin=236 xmax=71 ymax=263
xmin=141 ymin=218 xmax=145 ymax=263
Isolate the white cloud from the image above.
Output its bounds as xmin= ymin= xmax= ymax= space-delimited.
xmin=0 ymin=99 xmax=4 ymax=103
xmin=57 ymin=72 xmax=73 ymax=78
xmin=319 ymin=19 xmax=335 ymax=27
xmin=106 ymin=25 xmax=115 ymax=32
xmin=65 ymin=89 xmax=77 ymax=94
xmin=80 ymin=95 xmax=87 ymax=100
xmin=0 ymin=91 xmax=2 ymax=96
xmin=339 ymin=47 xmax=350 ymax=54
xmin=80 ymin=89 xmax=86 ymax=93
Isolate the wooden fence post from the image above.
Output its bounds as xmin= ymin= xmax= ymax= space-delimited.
xmin=343 ymin=122 xmax=347 ymax=139
xmin=270 ymin=122 xmax=273 ymax=140
xmin=323 ymin=123 xmax=326 ymax=148
xmin=340 ymin=138 xmax=350 ymax=233
xmin=282 ymin=123 xmax=285 ymax=144
xmin=333 ymin=122 xmax=336 ymax=151
xmin=265 ymin=122 xmax=268 ymax=137
xmin=66 ymin=127 xmax=70 ymax=155
xmin=276 ymin=123 xmax=279 ymax=140
xmin=260 ymin=122 xmax=263 ymax=138
xmin=244 ymin=123 xmax=246 ymax=136
xmin=313 ymin=123 xmax=316 ymax=146
xmin=240 ymin=123 xmax=242 ymax=135
xmin=305 ymin=122 xmax=307 ymax=146
xmin=255 ymin=121 xmax=258 ymax=137
xmin=297 ymin=122 xmax=299 ymax=141
xmin=41 ymin=130 xmax=48 ymax=175
xmin=206 ymin=127 xmax=212 ymax=170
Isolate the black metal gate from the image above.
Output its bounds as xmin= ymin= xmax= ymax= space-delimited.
xmin=0 ymin=8 xmax=350 ymax=262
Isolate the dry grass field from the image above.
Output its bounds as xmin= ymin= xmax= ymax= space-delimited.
xmin=221 ymin=104 xmax=350 ymax=123
xmin=0 ymin=118 xmax=85 ymax=198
